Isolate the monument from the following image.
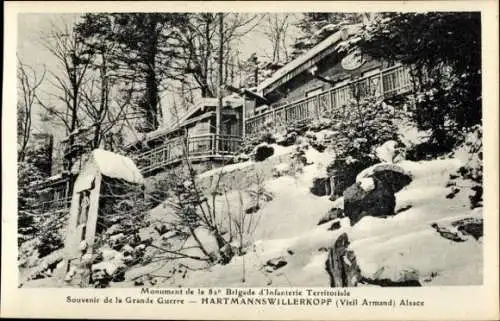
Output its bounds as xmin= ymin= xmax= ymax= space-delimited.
xmin=62 ymin=149 xmax=145 ymax=286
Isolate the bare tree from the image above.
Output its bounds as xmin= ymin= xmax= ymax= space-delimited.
xmin=38 ymin=20 xmax=93 ymax=160
xmin=173 ymin=13 xmax=263 ymax=98
xmin=17 ymin=58 xmax=46 ymax=161
xmin=263 ymin=14 xmax=292 ymax=62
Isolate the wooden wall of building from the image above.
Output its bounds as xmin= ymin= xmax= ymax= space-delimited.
xmin=266 ymin=55 xmax=383 ymax=107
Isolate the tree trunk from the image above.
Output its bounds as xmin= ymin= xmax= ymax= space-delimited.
xmin=93 ymin=56 xmax=107 ymax=149
xmin=144 ymin=70 xmax=159 ymax=131
xmin=142 ymin=23 xmax=160 ymax=132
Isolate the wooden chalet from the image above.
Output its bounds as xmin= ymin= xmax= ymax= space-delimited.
xmin=242 ymin=24 xmax=414 ymax=138
xmin=124 ymin=96 xmax=245 ymax=175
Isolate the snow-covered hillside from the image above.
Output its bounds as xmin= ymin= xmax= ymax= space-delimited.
xmin=19 ymin=132 xmax=483 ymax=289
xmin=123 ymin=144 xmax=482 ymax=288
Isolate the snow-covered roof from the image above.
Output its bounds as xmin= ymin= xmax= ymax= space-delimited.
xmin=173 ymin=96 xmax=244 ymax=127
xmin=256 ymin=24 xmax=362 ymax=96
xmin=73 ymin=149 xmax=144 ymax=192
xmin=91 ymin=149 xmax=144 ymax=185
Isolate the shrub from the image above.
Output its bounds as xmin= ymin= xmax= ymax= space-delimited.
xmin=327 ymin=98 xmax=399 ymax=197
xmin=36 ymin=230 xmax=64 ymax=258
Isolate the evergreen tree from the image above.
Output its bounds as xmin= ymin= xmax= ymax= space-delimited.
xmin=292 ymin=13 xmax=364 ymax=56
xmin=18 ymin=142 xmax=52 ymax=238
xmin=355 ymin=12 xmax=481 ymax=150
xmin=76 ymin=13 xmax=189 ymax=133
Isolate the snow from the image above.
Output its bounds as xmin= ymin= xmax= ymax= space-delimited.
xmin=375 ymin=140 xmax=398 ymax=163
xmin=171 ymin=153 xmax=482 ymax=287
xmin=358 ymin=177 xmax=375 ymax=192
xmin=197 ymin=143 xmax=294 ymax=179
xmin=91 ymin=149 xmax=144 ymax=185
xmin=397 ymin=120 xmax=432 ymax=147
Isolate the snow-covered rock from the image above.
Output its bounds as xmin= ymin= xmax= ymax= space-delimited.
xmin=318 ymin=208 xmax=344 ymax=225
xmin=100 ymin=247 xmax=120 ymax=262
xmin=357 ymin=163 xmax=413 ymax=193
xmin=343 ymin=177 xmax=395 ymax=225
xmin=275 ymin=131 xmax=297 ymax=146
xmin=235 ymin=153 xmax=250 ymax=163
xmin=109 ymin=233 xmax=125 ymax=248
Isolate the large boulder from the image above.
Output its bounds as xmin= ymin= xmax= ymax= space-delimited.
xmin=356 ymin=163 xmax=413 ymax=193
xmin=343 ymin=176 xmax=395 ymax=225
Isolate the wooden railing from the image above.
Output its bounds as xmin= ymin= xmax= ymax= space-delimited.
xmin=134 ymin=134 xmax=243 ymax=174
xmin=245 ymin=64 xmax=413 ymax=138
xmin=40 ymin=197 xmax=72 ymax=213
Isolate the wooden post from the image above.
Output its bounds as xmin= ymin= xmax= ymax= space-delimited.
xmin=379 ymin=68 xmax=384 ymax=98
xmin=216 ymin=12 xmax=224 ymax=155
xmin=242 ymin=103 xmax=246 ymax=139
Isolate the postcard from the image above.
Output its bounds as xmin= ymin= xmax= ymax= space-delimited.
xmin=2 ymin=1 xmax=499 ymax=320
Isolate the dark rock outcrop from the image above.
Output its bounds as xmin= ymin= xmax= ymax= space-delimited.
xmin=431 ymin=217 xmax=483 ymax=242
xmin=328 ymin=220 xmax=342 ymax=231
xmin=254 ymin=144 xmax=275 ymax=162
xmin=343 ymin=177 xmax=395 ymax=225
xmin=431 ymin=223 xmax=466 ymax=242
xmin=453 ymin=217 xmax=483 ymax=240
xmin=262 ymin=257 xmax=288 ymax=273
xmin=310 ymin=177 xmax=331 ymax=197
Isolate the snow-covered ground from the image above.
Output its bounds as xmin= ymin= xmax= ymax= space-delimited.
xmin=20 ymin=137 xmax=483 ymax=288
xmin=149 ymin=146 xmax=483 ymax=287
